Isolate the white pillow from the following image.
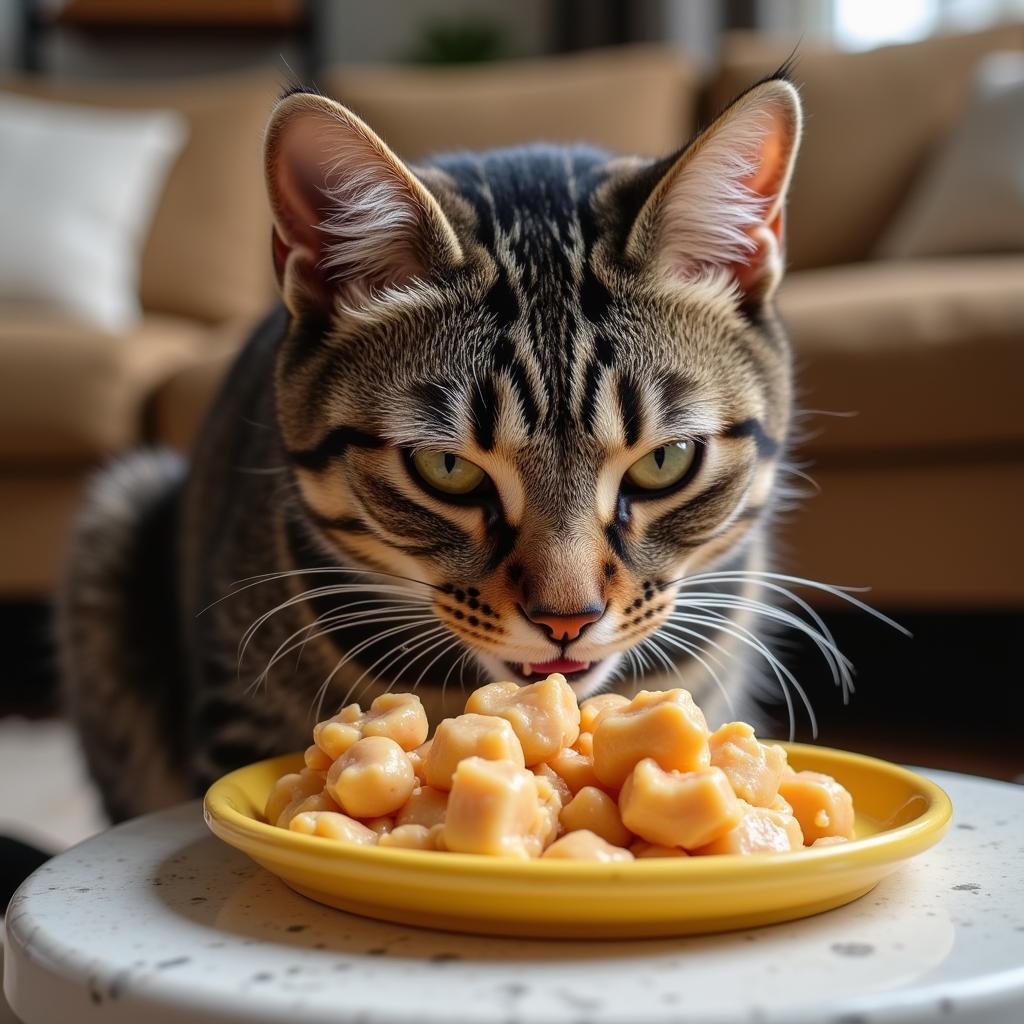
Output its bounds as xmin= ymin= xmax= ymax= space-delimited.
xmin=876 ymin=51 xmax=1024 ymax=259
xmin=0 ymin=92 xmax=187 ymax=332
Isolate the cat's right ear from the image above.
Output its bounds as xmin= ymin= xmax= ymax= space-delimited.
xmin=264 ymin=91 xmax=463 ymax=317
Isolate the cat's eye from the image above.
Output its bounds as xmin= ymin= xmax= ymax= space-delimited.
xmin=625 ymin=441 xmax=699 ymax=493
xmin=411 ymin=450 xmax=487 ymax=496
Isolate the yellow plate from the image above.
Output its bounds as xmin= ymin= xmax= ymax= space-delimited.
xmin=204 ymin=743 xmax=951 ymax=939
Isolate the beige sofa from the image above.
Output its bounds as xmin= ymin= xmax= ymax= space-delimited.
xmin=2 ymin=32 xmax=1022 ymax=607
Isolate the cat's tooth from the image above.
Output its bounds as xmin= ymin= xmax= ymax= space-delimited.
xmin=522 ymin=662 xmax=533 ymax=677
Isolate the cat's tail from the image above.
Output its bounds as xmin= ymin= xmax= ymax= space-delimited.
xmin=57 ymin=449 xmax=192 ymax=822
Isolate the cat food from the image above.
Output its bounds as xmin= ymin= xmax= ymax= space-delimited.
xmin=325 ymin=735 xmax=416 ymax=818
xmin=266 ymin=676 xmax=858 ymax=858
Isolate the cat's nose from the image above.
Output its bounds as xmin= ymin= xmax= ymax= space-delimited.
xmin=524 ymin=604 xmax=605 ymax=643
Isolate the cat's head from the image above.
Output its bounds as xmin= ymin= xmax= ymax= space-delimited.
xmin=264 ymin=76 xmax=801 ymax=701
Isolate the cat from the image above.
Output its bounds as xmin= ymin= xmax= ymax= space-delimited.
xmin=59 ymin=71 xmax=845 ymax=823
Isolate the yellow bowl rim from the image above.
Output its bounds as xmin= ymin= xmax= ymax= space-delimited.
xmin=204 ymin=741 xmax=952 ymax=882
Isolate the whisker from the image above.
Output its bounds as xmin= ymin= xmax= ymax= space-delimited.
xmin=201 ymin=564 xmax=440 ymax=617
xmin=249 ymin=610 xmax=437 ymax=697
xmin=674 ymin=591 xmax=853 ymax=703
xmin=312 ymin=621 xmax=444 ymax=722
xmin=237 ymin=583 xmax=432 ymax=672
xmin=648 ymin=630 xmax=736 ymax=720
xmin=664 ymin=611 xmax=815 ymax=741
xmin=672 ymin=569 xmax=909 ymax=636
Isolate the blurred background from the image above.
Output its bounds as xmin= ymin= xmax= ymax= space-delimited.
xmin=1 ymin=0 xmax=1023 ymax=862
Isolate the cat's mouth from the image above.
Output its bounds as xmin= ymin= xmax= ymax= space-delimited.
xmin=505 ymin=657 xmax=594 ymax=682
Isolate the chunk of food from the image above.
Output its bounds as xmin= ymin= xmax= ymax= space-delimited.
xmin=288 ymin=810 xmax=378 ymax=844
xmin=525 ymin=774 xmax=564 ymax=857
xmin=693 ymin=802 xmax=803 ymax=855
xmin=395 ymin=785 xmax=449 ymax=829
xmin=265 ymin=768 xmax=327 ymax=826
xmin=546 ymin=745 xmax=600 ymax=795
xmin=303 ymin=743 xmax=333 ymax=772
xmin=443 ymin=757 xmax=541 ymax=858
xmin=326 ymin=736 xmax=416 ymax=818
xmin=709 ymin=722 xmax=789 ymax=807
xmin=811 ymin=836 xmax=850 ymax=848
xmin=593 ymin=689 xmax=710 ymax=789
xmin=630 ymin=840 xmax=690 ymax=858
xmin=314 ymin=692 xmax=429 ymax=759
xmin=408 ymin=739 xmax=432 ymax=783
xmin=286 ymin=792 xmax=341 ymax=823
xmin=560 ymin=786 xmax=631 ymax=848
xmin=465 ymin=675 xmax=580 ymax=765
xmin=424 ymin=714 xmax=525 ymax=791
xmin=619 ymin=761 xmax=743 ymax=849
xmin=579 ymin=693 xmax=630 ymax=733
xmin=532 ymin=762 xmax=573 ymax=806
xmin=541 ymin=830 xmax=635 ymax=862
xmin=378 ymin=824 xmax=436 ymax=850
xmin=778 ymin=770 xmax=855 ymax=844
xmin=574 ymin=731 xmax=594 ymax=757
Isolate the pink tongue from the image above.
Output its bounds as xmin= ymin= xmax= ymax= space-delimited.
xmin=530 ymin=658 xmax=589 ymax=674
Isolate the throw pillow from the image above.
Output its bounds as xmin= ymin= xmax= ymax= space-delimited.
xmin=0 ymin=92 xmax=186 ymax=331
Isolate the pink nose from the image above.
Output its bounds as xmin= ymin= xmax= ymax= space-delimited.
xmin=525 ymin=605 xmax=605 ymax=642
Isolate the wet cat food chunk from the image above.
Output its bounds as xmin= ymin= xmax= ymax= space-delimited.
xmin=314 ymin=693 xmax=429 ymax=760
xmin=395 ymin=785 xmax=449 ymax=829
xmin=378 ymin=824 xmax=436 ymax=850
xmin=303 ymin=743 xmax=333 ymax=772
xmin=265 ymin=768 xmax=327 ymax=826
xmin=619 ymin=761 xmax=742 ymax=849
xmin=465 ymin=675 xmax=580 ymax=765
xmin=443 ymin=757 xmax=541 ymax=858
xmin=532 ymin=762 xmax=573 ymax=806
xmin=546 ymin=745 xmax=600 ymax=795
xmin=811 ymin=835 xmax=850 ymax=848
xmin=574 ymin=731 xmax=594 ymax=757
xmin=288 ymin=810 xmax=378 ymax=844
xmin=286 ymin=791 xmax=342 ymax=823
xmin=325 ymin=736 xmax=416 ymax=818
xmin=541 ymin=830 xmax=635 ymax=862
xmin=709 ymin=722 xmax=789 ymax=807
xmin=408 ymin=739 xmax=432 ymax=783
xmin=525 ymin=773 xmax=564 ymax=857
xmin=579 ymin=693 xmax=630 ymax=733
xmin=630 ymin=840 xmax=690 ymax=858
xmin=694 ymin=801 xmax=803 ymax=855
xmin=559 ymin=786 xmax=632 ymax=848
xmin=424 ymin=714 xmax=525 ymax=791
xmin=593 ymin=689 xmax=710 ymax=790
xmin=778 ymin=770 xmax=855 ymax=843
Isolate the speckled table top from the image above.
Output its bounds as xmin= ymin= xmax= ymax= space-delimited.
xmin=3 ymin=769 xmax=1023 ymax=1024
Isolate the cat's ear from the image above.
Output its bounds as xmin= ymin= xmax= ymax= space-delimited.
xmin=625 ymin=78 xmax=802 ymax=307
xmin=264 ymin=91 xmax=463 ymax=316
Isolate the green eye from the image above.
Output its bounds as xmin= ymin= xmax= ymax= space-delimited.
xmin=625 ymin=441 xmax=698 ymax=491
xmin=411 ymin=450 xmax=487 ymax=495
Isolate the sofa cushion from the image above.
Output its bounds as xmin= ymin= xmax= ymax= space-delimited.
xmin=2 ymin=71 xmax=279 ymax=324
xmin=0 ymin=313 xmax=210 ymax=461
xmin=777 ymin=257 xmax=1024 ymax=456
xmin=326 ymin=45 xmax=698 ymax=161
xmin=709 ymin=25 xmax=1024 ymax=270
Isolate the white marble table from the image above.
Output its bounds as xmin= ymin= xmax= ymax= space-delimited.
xmin=4 ymin=769 xmax=1024 ymax=1024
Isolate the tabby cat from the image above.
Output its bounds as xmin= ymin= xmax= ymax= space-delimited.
xmin=60 ymin=72 xmax=845 ymax=822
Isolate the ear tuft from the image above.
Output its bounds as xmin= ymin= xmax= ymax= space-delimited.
xmin=626 ymin=79 xmax=802 ymax=305
xmin=264 ymin=93 xmax=462 ymax=316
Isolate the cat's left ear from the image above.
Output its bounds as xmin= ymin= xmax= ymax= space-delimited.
xmin=625 ymin=77 xmax=802 ymax=307
xmin=264 ymin=91 xmax=463 ymax=316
